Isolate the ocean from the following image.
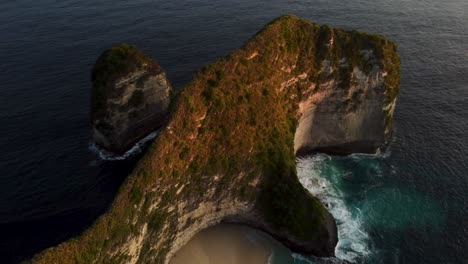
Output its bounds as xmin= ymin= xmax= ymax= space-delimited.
xmin=0 ymin=0 xmax=467 ymax=263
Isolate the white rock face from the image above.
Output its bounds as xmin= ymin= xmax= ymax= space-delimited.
xmin=295 ymin=51 xmax=393 ymax=155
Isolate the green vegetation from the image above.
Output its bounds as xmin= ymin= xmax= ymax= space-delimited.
xmin=91 ymin=44 xmax=158 ymax=121
xmin=92 ymin=44 xmax=155 ymax=88
xmin=256 ymin=128 xmax=325 ymax=239
xmin=32 ymin=15 xmax=399 ymax=264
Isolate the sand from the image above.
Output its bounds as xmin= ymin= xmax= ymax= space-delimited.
xmin=170 ymin=224 xmax=278 ymax=264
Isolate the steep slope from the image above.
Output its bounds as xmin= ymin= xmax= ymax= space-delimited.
xmin=32 ymin=15 xmax=399 ymax=264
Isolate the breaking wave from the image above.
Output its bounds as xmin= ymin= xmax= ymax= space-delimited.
xmin=89 ymin=130 xmax=159 ymax=161
xmin=296 ymin=155 xmax=371 ymax=263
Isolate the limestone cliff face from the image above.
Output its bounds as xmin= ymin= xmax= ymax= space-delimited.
xmin=91 ymin=44 xmax=172 ymax=154
xmin=295 ymin=50 xmax=396 ymax=155
xmin=33 ymin=15 xmax=399 ymax=264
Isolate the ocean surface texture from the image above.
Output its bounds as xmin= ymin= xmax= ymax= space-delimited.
xmin=0 ymin=0 xmax=467 ymax=263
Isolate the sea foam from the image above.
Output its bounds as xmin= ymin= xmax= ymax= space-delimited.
xmin=296 ymin=155 xmax=371 ymax=263
xmin=89 ymin=130 xmax=159 ymax=161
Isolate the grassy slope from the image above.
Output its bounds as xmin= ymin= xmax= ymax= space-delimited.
xmin=32 ymin=15 xmax=399 ymax=264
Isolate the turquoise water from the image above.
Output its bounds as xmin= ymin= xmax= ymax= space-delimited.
xmin=267 ymin=151 xmax=446 ymax=264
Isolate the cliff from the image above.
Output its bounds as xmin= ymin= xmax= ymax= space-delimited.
xmin=91 ymin=44 xmax=173 ymax=154
xmin=32 ymin=15 xmax=399 ymax=263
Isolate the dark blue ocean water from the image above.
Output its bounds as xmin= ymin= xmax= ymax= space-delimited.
xmin=0 ymin=0 xmax=467 ymax=263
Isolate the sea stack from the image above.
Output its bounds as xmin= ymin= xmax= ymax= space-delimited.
xmin=91 ymin=44 xmax=172 ymax=154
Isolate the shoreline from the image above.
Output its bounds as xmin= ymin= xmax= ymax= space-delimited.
xmin=170 ymin=224 xmax=279 ymax=264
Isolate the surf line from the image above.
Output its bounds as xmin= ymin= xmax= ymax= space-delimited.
xmin=296 ymin=155 xmax=371 ymax=263
xmin=89 ymin=130 xmax=159 ymax=161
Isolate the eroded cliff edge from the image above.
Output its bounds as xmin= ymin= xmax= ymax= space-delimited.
xmin=33 ymin=15 xmax=399 ymax=263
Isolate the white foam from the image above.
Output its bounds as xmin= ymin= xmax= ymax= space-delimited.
xmin=296 ymin=155 xmax=370 ymax=263
xmin=89 ymin=130 xmax=159 ymax=161
xmin=267 ymin=251 xmax=274 ymax=264
xmin=292 ymin=253 xmax=315 ymax=263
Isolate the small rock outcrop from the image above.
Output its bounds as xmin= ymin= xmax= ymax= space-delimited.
xmin=33 ymin=15 xmax=399 ymax=264
xmin=91 ymin=44 xmax=172 ymax=154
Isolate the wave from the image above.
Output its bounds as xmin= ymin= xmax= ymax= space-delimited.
xmin=296 ymin=155 xmax=371 ymax=263
xmin=291 ymin=253 xmax=315 ymax=263
xmin=267 ymin=251 xmax=274 ymax=264
xmin=291 ymin=253 xmax=348 ymax=264
xmin=89 ymin=130 xmax=159 ymax=161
